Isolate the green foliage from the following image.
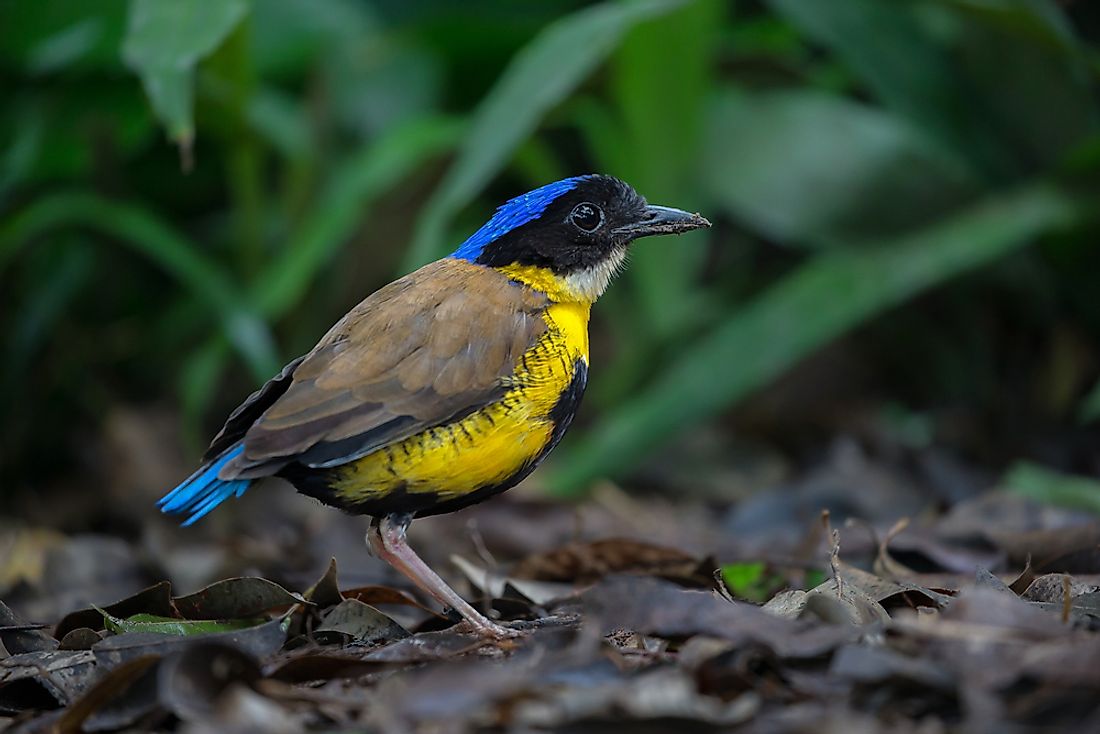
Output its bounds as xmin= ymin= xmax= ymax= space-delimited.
xmin=404 ymin=0 xmax=684 ymax=270
xmin=97 ymin=607 xmax=265 ymax=636
xmin=1 ymin=192 xmax=278 ymax=378
xmin=720 ymin=562 xmax=788 ymax=602
xmin=803 ymin=570 xmax=827 ymax=590
xmin=767 ymin=0 xmax=1096 ymax=177
xmin=1004 ymin=462 xmax=1100 ymax=514
xmin=721 ymin=562 xmax=762 ymax=600
xmin=702 ymin=90 xmax=977 ymax=244
xmin=122 ymin=0 xmax=249 ymax=149
xmin=552 ymin=184 xmax=1083 ymax=491
xmin=1083 ymin=381 xmax=1100 ymax=423
xmin=2 ymin=0 xmax=1099 ymax=493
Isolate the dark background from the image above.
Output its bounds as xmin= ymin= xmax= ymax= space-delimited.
xmin=6 ymin=4 xmax=1100 ymax=731
xmin=3 ymin=0 xmax=1100 ymax=537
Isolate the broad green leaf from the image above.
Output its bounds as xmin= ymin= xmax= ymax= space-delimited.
xmin=403 ymin=0 xmax=683 ymax=270
xmin=767 ymin=0 xmax=991 ymax=168
xmin=945 ymin=0 xmax=1096 ymax=171
xmin=122 ymin=0 xmax=249 ymax=145
xmin=609 ymin=0 xmax=718 ymax=191
xmin=93 ymin=618 xmax=290 ymax=665
xmin=548 ymin=184 xmax=1083 ymax=493
xmin=767 ymin=0 xmax=1096 ymax=178
xmin=703 ymin=90 xmax=977 ymax=244
xmin=603 ymin=0 xmax=720 ymax=338
xmin=96 ymin=607 xmax=264 ymax=636
xmin=1003 ymin=461 xmax=1100 ymax=514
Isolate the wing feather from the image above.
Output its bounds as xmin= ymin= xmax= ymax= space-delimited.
xmin=214 ymin=260 xmax=548 ymax=478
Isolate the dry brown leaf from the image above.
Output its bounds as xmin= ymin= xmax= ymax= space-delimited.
xmin=510 ymin=537 xmax=716 ymax=586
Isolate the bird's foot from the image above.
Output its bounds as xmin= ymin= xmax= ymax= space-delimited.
xmin=457 ymin=614 xmax=581 ymax=641
xmin=457 ymin=617 xmax=526 ymax=641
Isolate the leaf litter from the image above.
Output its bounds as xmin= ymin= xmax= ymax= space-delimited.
xmin=5 ymin=477 xmax=1100 ymax=732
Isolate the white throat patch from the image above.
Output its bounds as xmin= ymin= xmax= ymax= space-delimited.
xmin=563 ymin=246 xmax=629 ymax=303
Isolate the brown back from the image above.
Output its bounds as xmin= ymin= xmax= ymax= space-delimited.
xmin=214 ymin=259 xmax=549 ymax=478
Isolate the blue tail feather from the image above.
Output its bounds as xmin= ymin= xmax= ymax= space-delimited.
xmin=159 ymin=444 xmax=252 ymax=525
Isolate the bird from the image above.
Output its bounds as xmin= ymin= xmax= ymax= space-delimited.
xmin=159 ymin=174 xmax=710 ymax=638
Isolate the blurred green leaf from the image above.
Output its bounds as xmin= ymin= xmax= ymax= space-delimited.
xmin=549 ymin=183 xmax=1084 ymax=493
xmin=97 ymin=607 xmax=263 ymax=636
xmin=0 ymin=0 xmax=129 ymax=72
xmin=1081 ymin=379 xmax=1100 ymax=423
xmin=329 ymin=40 xmax=443 ymax=140
xmin=722 ymin=561 xmax=764 ymax=589
xmin=766 ymin=0 xmax=979 ymax=161
xmin=1004 ymin=461 xmax=1100 ymax=514
xmin=172 ymin=116 xmax=463 ymax=441
xmin=252 ymin=116 xmax=463 ymax=317
xmin=122 ymin=0 xmax=249 ymax=147
xmin=606 ymin=0 xmax=718 ymax=193
xmin=703 ymin=90 xmax=977 ymax=244
xmin=2 ymin=238 xmax=92 ymax=393
xmin=804 ymin=570 xmax=827 ymax=589
xmin=0 ymin=109 xmax=44 ymax=205
xmin=947 ymin=0 xmax=1096 ymax=171
xmin=603 ymin=0 xmax=720 ymax=337
xmin=0 ymin=192 xmax=277 ymax=379
xmin=767 ymin=0 xmax=1096 ymax=178
xmin=25 ymin=18 xmax=102 ymax=73
xmin=1 ymin=83 xmax=154 ymax=188
xmin=404 ymin=0 xmax=683 ymax=270
xmin=250 ymin=0 xmax=377 ymax=79
xmin=720 ymin=562 xmax=782 ymax=602
xmin=246 ymin=86 xmax=311 ymax=160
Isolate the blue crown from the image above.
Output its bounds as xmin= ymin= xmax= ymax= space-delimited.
xmin=450 ymin=176 xmax=592 ymax=262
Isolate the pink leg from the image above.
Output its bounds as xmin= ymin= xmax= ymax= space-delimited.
xmin=367 ymin=514 xmax=520 ymax=639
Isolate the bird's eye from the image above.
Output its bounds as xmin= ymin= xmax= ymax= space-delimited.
xmin=569 ymin=202 xmax=604 ymax=233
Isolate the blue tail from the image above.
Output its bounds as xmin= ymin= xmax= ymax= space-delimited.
xmin=158 ymin=444 xmax=251 ymax=526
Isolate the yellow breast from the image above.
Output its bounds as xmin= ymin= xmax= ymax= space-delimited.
xmin=330 ymin=296 xmax=589 ymax=504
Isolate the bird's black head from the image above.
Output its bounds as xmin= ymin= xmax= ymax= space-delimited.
xmin=451 ymin=175 xmax=709 ymax=300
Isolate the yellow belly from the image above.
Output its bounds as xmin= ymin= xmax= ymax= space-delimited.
xmin=330 ymin=301 xmax=589 ymax=504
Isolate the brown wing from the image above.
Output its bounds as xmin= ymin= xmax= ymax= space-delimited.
xmin=216 ymin=259 xmax=548 ymax=479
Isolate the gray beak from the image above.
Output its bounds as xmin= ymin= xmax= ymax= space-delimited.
xmin=613 ymin=205 xmax=711 ymax=239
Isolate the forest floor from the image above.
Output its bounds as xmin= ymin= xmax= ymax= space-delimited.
xmin=3 ymin=419 xmax=1100 ymax=733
